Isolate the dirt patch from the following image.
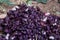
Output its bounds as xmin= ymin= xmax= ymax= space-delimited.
xmin=0 ymin=0 xmax=60 ymax=18
xmin=6 ymin=0 xmax=60 ymax=16
xmin=32 ymin=0 xmax=60 ymax=15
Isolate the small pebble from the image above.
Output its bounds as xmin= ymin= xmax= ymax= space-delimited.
xmin=45 ymin=12 xmax=50 ymax=16
xmin=55 ymin=19 xmax=57 ymax=22
xmin=49 ymin=36 xmax=55 ymax=40
xmin=29 ymin=38 xmax=32 ymax=40
xmin=14 ymin=6 xmax=19 ymax=9
xmin=5 ymin=34 xmax=10 ymax=40
xmin=25 ymin=8 xmax=29 ymax=11
xmin=53 ymin=23 xmax=57 ymax=26
xmin=23 ymin=18 xmax=27 ymax=21
xmin=43 ymin=17 xmax=47 ymax=22
xmin=0 ymin=14 xmax=7 ymax=19
xmin=11 ymin=36 xmax=15 ymax=40
xmin=42 ymin=31 xmax=46 ymax=35
xmin=11 ymin=7 xmax=16 ymax=10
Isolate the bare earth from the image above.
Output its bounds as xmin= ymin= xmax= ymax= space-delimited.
xmin=0 ymin=0 xmax=60 ymax=18
xmin=10 ymin=0 xmax=60 ymax=15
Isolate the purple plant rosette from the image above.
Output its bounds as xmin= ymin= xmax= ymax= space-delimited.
xmin=0 ymin=4 xmax=60 ymax=40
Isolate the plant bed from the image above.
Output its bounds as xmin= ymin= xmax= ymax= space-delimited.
xmin=0 ymin=4 xmax=60 ymax=40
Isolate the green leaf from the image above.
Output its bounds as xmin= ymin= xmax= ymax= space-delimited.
xmin=36 ymin=0 xmax=42 ymax=3
xmin=27 ymin=1 xmax=32 ymax=4
xmin=41 ymin=0 xmax=47 ymax=3
xmin=35 ymin=0 xmax=47 ymax=4
xmin=26 ymin=0 xmax=32 ymax=3
xmin=56 ymin=11 xmax=60 ymax=14
xmin=6 ymin=1 xmax=15 ymax=6
xmin=0 ymin=0 xmax=4 ymax=3
xmin=0 ymin=0 xmax=15 ymax=6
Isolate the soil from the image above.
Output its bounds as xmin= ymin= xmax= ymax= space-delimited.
xmin=10 ymin=0 xmax=60 ymax=15
xmin=32 ymin=0 xmax=60 ymax=15
xmin=0 ymin=0 xmax=60 ymax=18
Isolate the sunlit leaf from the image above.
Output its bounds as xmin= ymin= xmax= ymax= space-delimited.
xmin=36 ymin=0 xmax=47 ymax=3
xmin=36 ymin=0 xmax=42 ymax=3
xmin=41 ymin=0 xmax=47 ymax=3
xmin=0 ymin=0 xmax=15 ymax=6
xmin=26 ymin=0 xmax=32 ymax=3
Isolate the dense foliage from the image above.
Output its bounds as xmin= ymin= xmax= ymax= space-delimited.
xmin=0 ymin=4 xmax=60 ymax=40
